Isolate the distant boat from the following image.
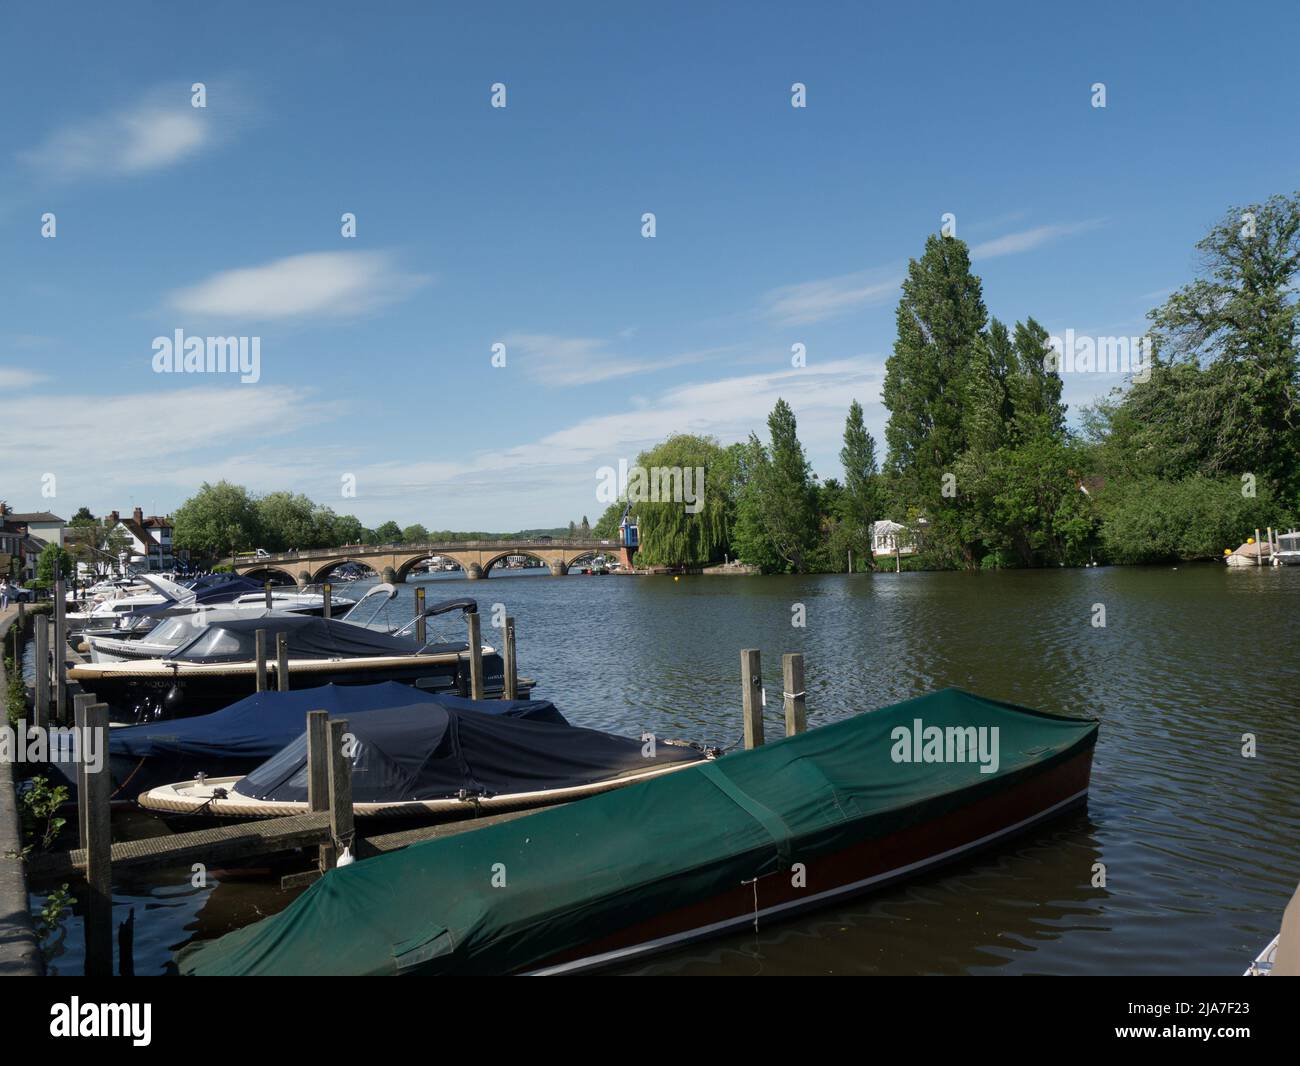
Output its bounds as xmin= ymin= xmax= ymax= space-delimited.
xmin=180 ymin=688 xmax=1098 ymax=976
xmin=1275 ymin=530 xmax=1300 ymax=566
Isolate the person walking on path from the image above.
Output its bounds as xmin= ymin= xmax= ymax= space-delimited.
xmin=0 ymin=578 xmax=10 ymax=610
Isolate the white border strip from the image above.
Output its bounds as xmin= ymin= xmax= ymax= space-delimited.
xmin=529 ymin=787 xmax=1090 ymax=975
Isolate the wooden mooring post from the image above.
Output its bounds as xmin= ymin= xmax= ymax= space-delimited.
xmin=255 ymin=628 xmax=268 ymax=692
xmin=276 ymin=631 xmax=290 ymax=691
xmin=467 ymin=611 xmax=484 ymax=700
xmin=54 ymin=577 xmax=67 ymax=724
xmin=326 ymin=718 xmax=354 ymax=870
xmin=741 ymin=648 xmax=764 ymax=749
xmin=323 ymin=583 xmax=332 ymax=620
xmin=73 ymin=693 xmax=95 ymax=849
xmin=33 ymin=619 xmax=50 ymax=731
xmin=415 ymin=586 xmax=426 ymax=646
xmin=783 ymin=653 xmax=807 ymax=736
xmin=502 ymin=616 xmax=518 ymax=700
xmin=84 ymin=701 xmax=113 ymax=977
xmin=307 ymin=710 xmax=335 ymax=869
xmin=265 ymin=580 xmax=274 ymax=609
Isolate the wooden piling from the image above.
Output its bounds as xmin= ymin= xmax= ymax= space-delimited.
xmin=33 ymin=620 xmax=49 ymax=731
xmin=503 ymin=616 xmax=518 ymax=700
xmin=83 ymin=702 xmax=113 ymax=978
xmin=782 ymin=653 xmax=806 ymax=736
xmin=307 ymin=710 xmax=334 ymax=869
xmin=276 ymin=631 xmax=289 ymax=692
xmin=264 ymin=580 xmax=274 ymax=609
xmin=323 ymin=583 xmax=332 ymax=620
xmin=255 ymin=628 xmax=267 ymax=692
xmin=73 ymin=693 xmax=95 ymax=849
xmin=467 ymin=611 xmax=484 ymax=700
xmin=54 ymin=577 xmax=67 ymax=724
xmin=741 ymin=648 xmax=764 ymax=748
xmin=325 ymin=718 xmax=353 ymax=871
xmin=415 ymin=586 xmax=426 ymax=646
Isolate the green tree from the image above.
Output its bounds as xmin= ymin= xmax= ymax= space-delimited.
xmin=630 ymin=434 xmax=733 ymax=567
xmin=882 ymin=234 xmax=990 ymax=566
xmin=402 ymin=524 xmax=430 ymax=543
xmin=739 ymin=400 xmax=819 ymax=573
xmin=35 ymin=543 xmax=75 ymax=586
xmin=838 ymin=400 xmax=882 ymax=567
xmin=373 ymin=521 xmax=403 ymax=543
xmin=1145 ymin=193 xmax=1299 ymax=502
xmin=255 ymin=492 xmax=318 ymax=552
xmin=172 ymin=482 xmax=261 ymax=560
xmin=331 ymin=514 xmax=365 ymax=545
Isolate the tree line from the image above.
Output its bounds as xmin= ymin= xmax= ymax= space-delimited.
xmin=595 ymin=192 xmax=1299 ymax=571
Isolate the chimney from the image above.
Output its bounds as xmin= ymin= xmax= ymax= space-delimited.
xmin=109 ymin=510 xmax=120 ymax=525
xmin=133 ymin=506 xmax=144 ymax=524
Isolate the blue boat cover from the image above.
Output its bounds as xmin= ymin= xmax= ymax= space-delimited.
xmin=92 ymin=683 xmax=566 ymax=798
xmin=232 ymin=699 xmax=703 ymax=803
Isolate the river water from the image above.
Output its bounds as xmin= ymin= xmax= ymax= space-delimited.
xmin=31 ymin=564 xmax=1300 ymax=975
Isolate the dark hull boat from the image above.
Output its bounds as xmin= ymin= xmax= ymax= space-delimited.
xmin=69 ymin=613 xmax=526 ymax=723
xmin=179 ymin=689 xmax=1098 ymax=976
xmin=46 ymin=683 xmax=565 ymax=802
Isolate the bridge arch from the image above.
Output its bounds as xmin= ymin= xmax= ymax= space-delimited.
xmin=310 ymin=558 xmax=381 ymax=584
xmin=241 ymin=566 xmax=299 ymax=586
xmin=478 ymin=549 xmax=552 ymax=577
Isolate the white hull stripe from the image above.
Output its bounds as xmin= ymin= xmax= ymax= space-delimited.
xmin=529 ymin=787 xmax=1090 ymax=975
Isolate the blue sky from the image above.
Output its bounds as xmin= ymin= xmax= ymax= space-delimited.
xmin=2 ymin=1 xmax=1298 ymax=530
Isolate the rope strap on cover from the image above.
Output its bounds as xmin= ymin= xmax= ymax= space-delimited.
xmin=698 ymin=762 xmax=793 ymax=866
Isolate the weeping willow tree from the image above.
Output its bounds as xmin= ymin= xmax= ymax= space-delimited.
xmin=630 ymin=434 xmax=734 ymax=566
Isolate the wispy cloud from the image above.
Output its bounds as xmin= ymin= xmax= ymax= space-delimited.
xmin=503 ymin=332 xmax=724 ymax=386
xmin=763 ymin=271 xmax=902 ymax=326
xmin=17 ymin=84 xmax=247 ymax=181
xmin=168 ymin=251 xmax=431 ymax=321
xmin=969 ymin=220 xmax=1102 ymax=261
xmin=0 ymin=385 xmax=334 ymax=512
xmin=0 ymin=368 xmax=48 ymax=389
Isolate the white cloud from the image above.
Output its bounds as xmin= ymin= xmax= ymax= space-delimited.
xmin=17 ymin=85 xmax=237 ymax=180
xmin=0 ymin=368 xmax=47 ymax=389
xmin=0 ymin=385 xmax=334 ymax=513
xmin=0 ymin=360 xmax=891 ymax=531
xmin=168 ymin=251 xmax=431 ymax=321
xmin=503 ymin=333 xmax=724 ymax=386
xmin=763 ymin=271 xmax=901 ymax=325
xmin=969 ymin=220 xmax=1101 ymax=260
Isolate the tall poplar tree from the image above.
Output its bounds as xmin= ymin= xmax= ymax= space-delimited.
xmin=882 ymin=234 xmax=989 ymax=563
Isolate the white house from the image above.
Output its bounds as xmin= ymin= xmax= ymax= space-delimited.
xmin=871 ymin=519 xmax=918 ymax=558
xmin=105 ymin=507 xmax=177 ymax=572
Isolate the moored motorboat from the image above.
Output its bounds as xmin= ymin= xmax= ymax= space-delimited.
xmin=138 ymin=698 xmax=705 ymax=820
xmin=46 ymin=682 xmax=565 ymax=801
xmin=69 ymin=611 xmax=528 ymax=723
xmin=179 ymin=688 xmax=1099 ymax=976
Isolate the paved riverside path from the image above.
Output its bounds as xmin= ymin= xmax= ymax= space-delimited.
xmin=0 ymin=605 xmax=44 ymax=975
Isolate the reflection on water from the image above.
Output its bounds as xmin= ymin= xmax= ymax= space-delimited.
xmin=33 ymin=564 xmax=1300 ymax=975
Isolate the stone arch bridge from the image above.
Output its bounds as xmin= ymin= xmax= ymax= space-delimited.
xmin=225 ymin=540 xmax=614 ymax=585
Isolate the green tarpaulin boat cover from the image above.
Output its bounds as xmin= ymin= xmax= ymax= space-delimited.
xmin=179 ymin=688 xmax=1097 ymax=976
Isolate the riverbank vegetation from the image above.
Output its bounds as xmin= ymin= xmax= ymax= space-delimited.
xmin=597 ymin=193 xmax=1299 ymax=571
